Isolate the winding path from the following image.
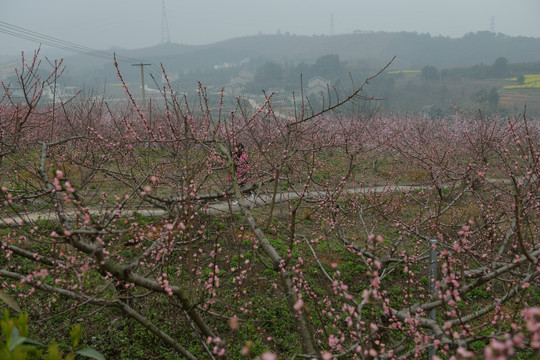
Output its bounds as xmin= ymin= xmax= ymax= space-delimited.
xmin=0 ymin=182 xmax=471 ymax=225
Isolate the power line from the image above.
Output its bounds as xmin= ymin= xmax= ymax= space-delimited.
xmin=0 ymin=20 xmax=194 ymax=94
xmin=0 ymin=21 xmax=114 ymax=60
xmin=0 ymin=20 xmax=155 ymax=67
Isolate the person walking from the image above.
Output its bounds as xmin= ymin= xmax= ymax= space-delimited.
xmin=231 ymin=143 xmax=254 ymax=204
xmin=233 ymin=143 xmax=249 ymax=189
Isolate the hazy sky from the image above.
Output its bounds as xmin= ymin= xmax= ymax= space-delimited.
xmin=1 ymin=0 xmax=539 ymax=56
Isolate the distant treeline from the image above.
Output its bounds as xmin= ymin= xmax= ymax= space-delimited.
xmin=245 ymin=54 xmax=540 ymax=90
xmin=441 ymin=58 xmax=540 ymax=80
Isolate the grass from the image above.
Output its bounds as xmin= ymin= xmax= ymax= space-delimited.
xmin=1 ymin=177 xmax=536 ymax=358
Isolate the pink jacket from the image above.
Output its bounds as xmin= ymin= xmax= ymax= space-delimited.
xmin=234 ymin=152 xmax=249 ymax=183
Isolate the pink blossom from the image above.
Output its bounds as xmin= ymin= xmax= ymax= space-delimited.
xmin=321 ymin=351 xmax=332 ymax=360
xmin=229 ymin=315 xmax=239 ymax=330
xmin=260 ymin=351 xmax=277 ymax=360
xmin=456 ymin=347 xmax=475 ymax=359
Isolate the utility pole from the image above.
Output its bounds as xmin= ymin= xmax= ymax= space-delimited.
xmin=428 ymin=238 xmax=438 ymax=360
xmin=132 ymin=63 xmax=151 ymax=106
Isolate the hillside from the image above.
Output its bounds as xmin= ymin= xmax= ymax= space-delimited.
xmin=50 ymin=30 xmax=540 ymax=77
xmin=210 ymin=31 xmax=540 ymax=69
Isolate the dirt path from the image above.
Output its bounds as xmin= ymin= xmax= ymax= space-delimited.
xmin=2 ymin=175 xmax=524 ymax=226
xmin=0 ymin=183 xmax=436 ymax=225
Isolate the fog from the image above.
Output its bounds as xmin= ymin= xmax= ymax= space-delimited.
xmin=1 ymin=0 xmax=540 ymax=57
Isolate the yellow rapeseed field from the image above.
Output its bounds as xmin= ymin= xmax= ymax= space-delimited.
xmin=504 ymin=74 xmax=540 ymax=89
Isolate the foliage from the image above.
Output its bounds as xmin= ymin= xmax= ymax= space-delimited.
xmin=248 ymin=54 xmax=347 ymax=92
xmin=0 ymin=310 xmax=105 ymax=360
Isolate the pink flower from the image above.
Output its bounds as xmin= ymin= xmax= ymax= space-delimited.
xmin=328 ymin=334 xmax=339 ymax=348
xmin=261 ymin=351 xmax=277 ymax=360
xmin=456 ymin=347 xmax=475 ymax=359
xmin=321 ymin=351 xmax=332 ymax=360
xmin=229 ymin=315 xmax=239 ymax=330
xmin=523 ymin=307 xmax=540 ymax=332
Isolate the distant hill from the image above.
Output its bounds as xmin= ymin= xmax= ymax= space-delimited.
xmin=54 ymin=31 xmax=540 ymax=75
xmin=2 ymin=31 xmax=539 ymax=82
xmin=2 ymin=31 xmax=540 ymax=116
xmin=209 ymin=31 xmax=540 ymax=69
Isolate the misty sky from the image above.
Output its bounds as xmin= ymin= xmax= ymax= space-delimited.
xmin=1 ymin=0 xmax=540 ymax=57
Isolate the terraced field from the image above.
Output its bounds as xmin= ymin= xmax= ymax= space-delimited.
xmin=499 ymin=87 xmax=540 ymax=114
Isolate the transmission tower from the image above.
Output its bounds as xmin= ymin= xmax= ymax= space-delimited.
xmin=489 ymin=16 xmax=495 ymax=33
xmin=330 ymin=13 xmax=335 ymax=36
xmin=161 ymin=0 xmax=171 ymax=44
